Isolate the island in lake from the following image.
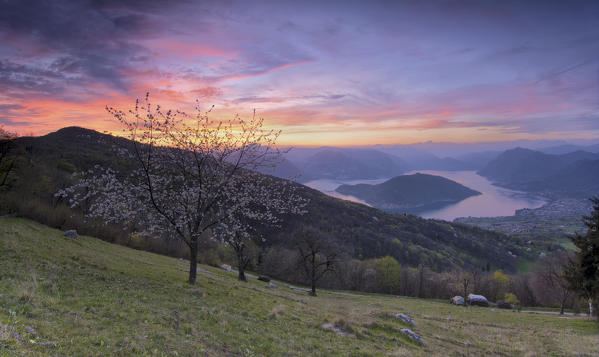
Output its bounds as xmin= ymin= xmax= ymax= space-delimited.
xmin=335 ymin=173 xmax=481 ymax=214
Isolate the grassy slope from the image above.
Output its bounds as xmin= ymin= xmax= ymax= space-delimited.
xmin=0 ymin=218 xmax=597 ymax=356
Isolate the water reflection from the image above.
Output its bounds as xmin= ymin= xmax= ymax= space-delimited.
xmin=304 ymin=170 xmax=546 ymax=221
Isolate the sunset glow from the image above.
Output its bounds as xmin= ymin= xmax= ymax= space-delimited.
xmin=1 ymin=0 xmax=598 ymax=145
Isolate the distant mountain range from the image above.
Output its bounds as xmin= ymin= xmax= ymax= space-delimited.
xmin=538 ymin=143 xmax=599 ymax=155
xmin=262 ymin=140 xmax=599 ymax=183
xmin=273 ymin=147 xmax=481 ymax=182
xmin=336 ymin=173 xmax=481 ymax=213
xmin=478 ymin=147 xmax=599 ymax=198
xmin=299 ymin=148 xmax=404 ymax=181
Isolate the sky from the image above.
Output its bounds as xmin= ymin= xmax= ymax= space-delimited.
xmin=0 ymin=0 xmax=598 ymax=146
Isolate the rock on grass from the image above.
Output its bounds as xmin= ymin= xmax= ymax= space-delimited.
xmin=400 ymin=328 xmax=425 ymax=345
xmin=395 ymin=313 xmax=415 ymax=326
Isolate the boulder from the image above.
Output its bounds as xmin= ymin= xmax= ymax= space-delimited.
xmin=258 ymin=276 xmax=271 ymax=282
xmin=450 ymin=296 xmax=465 ymax=306
xmin=64 ymin=230 xmax=78 ymax=238
xmin=400 ymin=328 xmax=425 ymax=345
xmin=467 ymin=294 xmax=489 ymax=307
xmin=496 ymin=300 xmax=512 ymax=309
xmin=268 ymin=282 xmax=277 ymax=289
xmin=395 ymin=313 xmax=415 ymax=326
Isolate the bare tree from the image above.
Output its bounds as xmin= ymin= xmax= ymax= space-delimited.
xmin=460 ymin=271 xmax=470 ymax=299
xmin=295 ymin=228 xmax=339 ymax=296
xmin=537 ymin=251 xmax=574 ymax=315
xmin=458 ymin=268 xmax=482 ymax=298
xmin=57 ymin=94 xmax=306 ymax=284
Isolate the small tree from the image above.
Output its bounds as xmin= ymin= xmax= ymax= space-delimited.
xmin=57 ymin=94 xmax=307 ymax=284
xmin=368 ymin=256 xmax=401 ymax=294
xmin=0 ymin=126 xmax=16 ymax=188
xmin=565 ymin=197 xmax=599 ymax=318
xmin=504 ymin=292 xmax=520 ymax=310
xmin=295 ymin=228 xmax=339 ymax=296
xmin=458 ymin=270 xmax=474 ymax=299
xmin=213 ymin=173 xmax=307 ymax=281
xmin=492 ymin=270 xmax=510 ymax=301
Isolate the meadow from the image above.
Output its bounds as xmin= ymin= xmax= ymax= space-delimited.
xmin=0 ymin=218 xmax=597 ymax=356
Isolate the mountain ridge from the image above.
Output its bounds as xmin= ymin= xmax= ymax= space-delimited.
xmin=3 ymin=126 xmax=529 ymax=272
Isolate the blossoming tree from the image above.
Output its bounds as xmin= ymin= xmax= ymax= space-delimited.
xmin=57 ymin=94 xmax=307 ymax=284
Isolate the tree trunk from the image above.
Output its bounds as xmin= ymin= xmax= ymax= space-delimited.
xmin=417 ymin=265 xmax=424 ymax=298
xmin=237 ymin=263 xmax=247 ymax=281
xmin=235 ymin=244 xmax=247 ymax=282
xmin=238 ymin=267 xmax=246 ymax=281
xmin=188 ymin=240 xmax=198 ymax=284
xmin=310 ymin=252 xmax=317 ymax=296
xmin=589 ymin=299 xmax=594 ymax=318
xmin=560 ymin=302 xmax=565 ymax=315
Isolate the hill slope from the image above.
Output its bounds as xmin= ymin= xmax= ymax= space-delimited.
xmin=335 ymin=173 xmax=481 ymax=213
xmin=5 ymin=127 xmax=529 ymax=272
xmin=1 ymin=218 xmax=597 ymax=356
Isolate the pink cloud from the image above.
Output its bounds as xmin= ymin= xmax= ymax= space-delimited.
xmin=148 ymin=39 xmax=230 ymax=59
xmin=219 ymin=60 xmax=314 ymax=82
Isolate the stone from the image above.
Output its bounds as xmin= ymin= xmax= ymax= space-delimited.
xmin=322 ymin=323 xmax=349 ymax=336
xmin=395 ymin=313 xmax=415 ymax=326
xmin=64 ymin=230 xmax=78 ymax=238
xmin=467 ymin=294 xmax=489 ymax=307
xmin=400 ymin=328 xmax=425 ymax=345
xmin=450 ymin=296 xmax=465 ymax=306
xmin=268 ymin=282 xmax=277 ymax=289
xmin=258 ymin=276 xmax=271 ymax=282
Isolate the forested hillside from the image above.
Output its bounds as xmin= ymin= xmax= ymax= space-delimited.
xmin=1 ymin=127 xmax=529 ymax=273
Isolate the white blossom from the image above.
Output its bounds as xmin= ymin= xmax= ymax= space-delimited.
xmin=57 ymin=95 xmax=308 ymax=283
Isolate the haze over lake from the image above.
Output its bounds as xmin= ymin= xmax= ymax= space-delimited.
xmin=304 ymin=170 xmax=546 ymax=221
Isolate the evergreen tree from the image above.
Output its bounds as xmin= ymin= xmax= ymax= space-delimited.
xmin=565 ymin=197 xmax=599 ymax=318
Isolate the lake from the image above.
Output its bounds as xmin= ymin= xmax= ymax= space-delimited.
xmin=304 ymin=170 xmax=546 ymax=221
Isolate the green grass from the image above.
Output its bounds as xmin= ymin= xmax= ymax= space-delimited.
xmin=1 ymin=218 xmax=598 ymax=356
xmin=558 ymin=238 xmax=577 ymax=251
xmin=516 ymin=258 xmax=537 ymax=274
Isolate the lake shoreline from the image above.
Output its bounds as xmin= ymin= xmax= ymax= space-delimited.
xmin=304 ymin=170 xmax=547 ymax=221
